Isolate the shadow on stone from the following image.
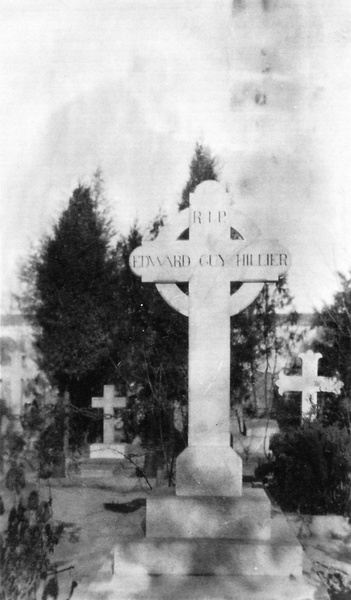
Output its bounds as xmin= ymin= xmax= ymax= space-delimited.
xmin=104 ymin=498 xmax=146 ymax=514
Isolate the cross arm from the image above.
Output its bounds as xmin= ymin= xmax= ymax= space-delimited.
xmin=92 ymin=398 xmax=104 ymax=409
xmin=113 ymin=397 xmax=127 ymax=409
xmin=129 ymin=238 xmax=291 ymax=284
xmin=276 ymin=373 xmax=305 ymax=395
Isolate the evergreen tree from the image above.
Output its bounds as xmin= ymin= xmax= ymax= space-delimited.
xmin=179 ymin=142 xmax=218 ymax=210
xmin=19 ymin=184 xmax=120 ymax=414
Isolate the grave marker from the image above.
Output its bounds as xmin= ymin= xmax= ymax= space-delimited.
xmin=130 ymin=180 xmax=290 ymax=495
xmin=111 ymin=180 xmax=315 ymax=599
xmin=90 ymin=384 xmax=127 ymax=459
xmin=276 ymin=350 xmax=344 ymax=419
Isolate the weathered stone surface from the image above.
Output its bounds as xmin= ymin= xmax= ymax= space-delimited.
xmin=113 ymin=515 xmax=302 ymax=577
xmin=175 ymin=446 xmax=242 ymax=496
xmin=88 ymin=574 xmax=315 ymax=600
xmin=89 ymin=443 xmax=126 ymax=460
xmin=146 ymin=487 xmax=270 ymax=539
xmin=129 ymin=181 xmax=290 ymax=496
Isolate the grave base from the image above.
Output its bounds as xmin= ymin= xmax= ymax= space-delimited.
xmin=89 ymin=443 xmax=127 ymax=459
xmin=78 ymin=457 xmax=131 ymax=479
xmin=88 ymin=574 xmax=316 ymax=600
xmin=146 ymin=487 xmax=271 ymax=539
xmin=176 ymin=446 xmax=242 ymax=496
xmin=113 ymin=514 xmax=302 ymax=576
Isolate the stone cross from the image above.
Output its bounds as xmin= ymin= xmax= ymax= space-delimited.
xmin=91 ymin=385 xmax=127 ymax=445
xmin=129 ymin=181 xmax=290 ymax=496
xmin=276 ymin=350 xmax=344 ymax=419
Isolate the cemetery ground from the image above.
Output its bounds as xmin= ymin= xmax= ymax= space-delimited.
xmin=2 ymin=456 xmax=351 ymax=599
xmin=0 ymin=457 xmax=148 ymax=600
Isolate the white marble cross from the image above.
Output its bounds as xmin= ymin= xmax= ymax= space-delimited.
xmin=130 ymin=181 xmax=291 ymax=496
xmin=276 ymin=350 xmax=344 ymax=420
xmin=91 ymin=385 xmax=126 ymax=445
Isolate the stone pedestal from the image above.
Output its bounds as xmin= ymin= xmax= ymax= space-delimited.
xmin=114 ymin=509 xmax=302 ymax=577
xmin=176 ymin=446 xmax=242 ymax=496
xmin=110 ymin=487 xmax=314 ymax=599
xmin=89 ymin=442 xmax=126 ymax=460
xmin=146 ymin=487 xmax=270 ymax=540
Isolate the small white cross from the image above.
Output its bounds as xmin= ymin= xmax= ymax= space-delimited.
xmin=91 ymin=385 xmax=126 ymax=444
xmin=276 ymin=350 xmax=343 ymax=420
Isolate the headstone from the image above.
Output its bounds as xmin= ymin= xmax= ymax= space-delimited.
xmin=130 ymin=180 xmax=290 ymax=496
xmin=89 ymin=385 xmax=127 ymax=459
xmin=110 ymin=182 xmax=314 ymax=599
xmin=276 ymin=350 xmax=344 ymax=420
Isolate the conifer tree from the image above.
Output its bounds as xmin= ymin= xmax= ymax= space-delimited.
xmin=178 ymin=142 xmax=218 ymax=210
xmin=20 ymin=184 xmax=120 ymax=411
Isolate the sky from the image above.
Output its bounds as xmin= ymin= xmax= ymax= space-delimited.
xmin=1 ymin=0 xmax=351 ymax=314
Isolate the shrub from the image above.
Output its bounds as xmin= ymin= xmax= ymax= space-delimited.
xmin=257 ymin=422 xmax=351 ymax=515
xmin=0 ymin=491 xmax=63 ymax=600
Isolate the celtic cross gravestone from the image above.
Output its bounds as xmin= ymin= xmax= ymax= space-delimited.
xmin=130 ymin=180 xmax=291 ymax=496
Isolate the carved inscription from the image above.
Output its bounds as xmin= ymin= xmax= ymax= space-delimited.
xmin=236 ymin=253 xmax=288 ymax=267
xmin=192 ymin=210 xmax=227 ymax=224
xmin=132 ymin=253 xmax=289 ymax=269
xmin=132 ymin=255 xmax=191 ymax=269
xmin=129 ymin=182 xmax=291 ymax=287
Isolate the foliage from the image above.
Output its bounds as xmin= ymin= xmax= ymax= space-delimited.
xmin=257 ymin=421 xmax=351 ymax=515
xmin=178 ymin=142 xmax=218 ymax=210
xmin=19 ymin=182 xmax=120 ymax=413
xmin=0 ymin=399 xmax=62 ymax=599
xmin=115 ymin=225 xmax=188 ymax=480
xmin=312 ymin=270 xmax=351 ymax=398
xmin=231 ymin=278 xmax=297 ymax=415
xmin=0 ymin=490 xmax=62 ymax=600
xmin=35 ymin=405 xmax=65 ymax=479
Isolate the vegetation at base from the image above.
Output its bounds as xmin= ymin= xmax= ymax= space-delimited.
xmin=0 ymin=407 xmax=63 ymax=600
xmin=0 ymin=490 xmax=63 ymax=600
xmin=257 ymin=419 xmax=351 ymax=515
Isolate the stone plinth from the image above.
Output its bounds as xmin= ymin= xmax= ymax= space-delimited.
xmin=78 ymin=457 xmax=129 ymax=479
xmin=146 ymin=487 xmax=270 ymax=540
xmin=88 ymin=573 xmax=315 ymax=600
xmin=89 ymin=442 xmax=126 ymax=460
xmin=176 ymin=446 xmax=242 ymax=496
xmin=113 ymin=513 xmax=302 ymax=577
